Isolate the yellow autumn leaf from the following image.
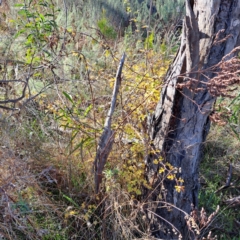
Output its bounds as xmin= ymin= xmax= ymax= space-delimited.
xmin=84 ymin=213 xmax=89 ymax=221
xmin=71 ymin=51 xmax=79 ymax=57
xmin=175 ymin=185 xmax=185 ymax=193
xmin=167 ymin=174 xmax=175 ymax=180
xmin=130 ymin=18 xmax=137 ymax=22
xmin=104 ymin=50 xmax=110 ymax=57
xmin=153 ymin=159 xmax=158 ymax=164
xmin=159 ymin=167 xmax=165 ymax=174
xmin=178 ymin=177 xmax=184 ymax=183
xmin=159 ymin=156 xmax=163 ymax=161
xmin=65 ymin=210 xmax=78 ymax=219
xmin=166 ymin=162 xmax=174 ymax=170
xmin=126 ymin=6 xmax=131 ymax=12
xmin=69 ymin=210 xmax=77 ymax=216
xmin=128 ymin=166 xmax=134 ymax=171
xmin=175 ymin=185 xmax=182 ymax=193
xmin=67 ymin=27 xmax=73 ymax=32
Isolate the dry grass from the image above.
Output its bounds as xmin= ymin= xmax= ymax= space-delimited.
xmin=0 ymin=124 xmax=151 ymax=239
xmin=0 ymin=148 xmax=62 ymax=239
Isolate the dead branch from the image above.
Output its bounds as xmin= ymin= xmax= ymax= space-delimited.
xmin=215 ymin=164 xmax=232 ymax=193
xmin=224 ymin=196 xmax=240 ymax=207
xmin=94 ymin=53 xmax=126 ymax=194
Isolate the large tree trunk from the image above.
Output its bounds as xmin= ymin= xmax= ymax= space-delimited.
xmin=146 ymin=0 xmax=240 ymax=239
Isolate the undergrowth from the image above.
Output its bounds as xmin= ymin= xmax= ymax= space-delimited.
xmin=0 ymin=0 xmax=239 ymax=239
xmin=199 ymin=122 xmax=240 ymax=239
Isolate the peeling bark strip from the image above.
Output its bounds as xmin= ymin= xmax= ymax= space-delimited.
xmin=94 ymin=53 xmax=126 ymax=194
xmin=146 ymin=0 xmax=240 ymax=239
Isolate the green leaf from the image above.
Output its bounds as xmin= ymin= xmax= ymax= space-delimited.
xmin=39 ymin=2 xmax=48 ymax=7
xmin=44 ymin=13 xmax=54 ymax=17
xmin=63 ymin=91 xmax=73 ymax=103
xmin=70 ymin=137 xmax=93 ymax=155
xmin=55 ymin=114 xmax=64 ymax=120
xmin=39 ymin=13 xmax=45 ymax=21
xmin=69 ymin=131 xmax=79 ymax=145
xmin=43 ymin=49 xmax=52 ymax=57
xmin=84 ymin=105 xmax=92 ymax=117
xmin=144 ymin=32 xmax=154 ymax=49
xmin=25 ymin=22 xmax=34 ymax=28
xmin=62 ymin=194 xmax=79 ymax=207
xmin=17 ymin=9 xmax=28 ymax=16
xmin=14 ymin=4 xmax=25 ymax=7
xmin=14 ymin=29 xmax=26 ymax=38
xmin=32 ymin=56 xmax=41 ymax=64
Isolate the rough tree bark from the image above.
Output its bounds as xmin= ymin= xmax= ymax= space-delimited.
xmin=146 ymin=0 xmax=240 ymax=239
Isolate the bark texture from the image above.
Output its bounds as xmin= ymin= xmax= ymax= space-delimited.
xmin=146 ymin=0 xmax=240 ymax=239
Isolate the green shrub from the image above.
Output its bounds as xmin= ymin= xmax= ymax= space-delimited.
xmin=97 ymin=16 xmax=117 ymax=39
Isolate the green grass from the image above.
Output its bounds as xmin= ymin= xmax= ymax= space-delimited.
xmin=199 ymin=124 xmax=240 ymax=239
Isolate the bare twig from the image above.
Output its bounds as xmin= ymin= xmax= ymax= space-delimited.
xmin=0 ymin=65 xmax=32 ymax=109
xmin=215 ymin=164 xmax=232 ymax=193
